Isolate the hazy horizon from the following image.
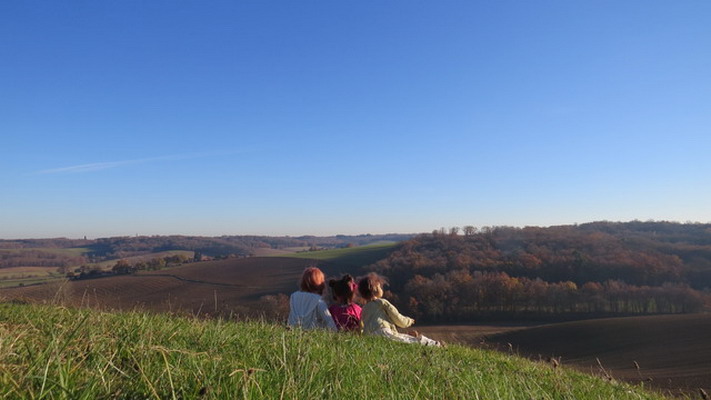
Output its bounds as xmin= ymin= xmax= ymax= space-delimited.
xmin=3 ymin=2 xmax=710 ymax=239
xmin=3 ymin=218 xmax=710 ymax=242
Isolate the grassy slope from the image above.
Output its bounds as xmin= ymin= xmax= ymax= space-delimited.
xmin=0 ymin=303 xmax=672 ymax=400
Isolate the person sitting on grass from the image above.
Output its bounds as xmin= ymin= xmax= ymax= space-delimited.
xmin=358 ymin=272 xmax=441 ymax=346
xmin=287 ymin=267 xmax=337 ymax=331
xmin=327 ymin=274 xmax=362 ymax=332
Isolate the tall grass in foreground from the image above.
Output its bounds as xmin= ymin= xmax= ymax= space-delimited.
xmin=0 ymin=303 xmax=674 ymax=400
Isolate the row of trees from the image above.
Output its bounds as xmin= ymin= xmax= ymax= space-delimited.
xmin=69 ymin=254 xmax=192 ymax=280
xmin=398 ymin=271 xmax=705 ymax=322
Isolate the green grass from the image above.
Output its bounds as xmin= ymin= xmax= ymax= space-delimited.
xmin=0 ymin=267 xmax=58 ymax=278
xmin=0 ymin=276 xmax=63 ymax=288
xmin=278 ymin=243 xmax=396 ymax=269
xmin=89 ymin=250 xmax=195 ymax=269
xmin=0 ymin=302 xmax=674 ymax=400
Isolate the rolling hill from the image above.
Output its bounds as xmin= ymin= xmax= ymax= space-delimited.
xmin=0 ymin=246 xmax=388 ymax=318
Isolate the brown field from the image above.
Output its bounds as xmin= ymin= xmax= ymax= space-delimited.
xmin=416 ymin=316 xmax=711 ymax=397
xmin=0 ymin=257 xmax=345 ymax=317
xmin=416 ymin=323 xmax=540 ymax=346
xmin=479 ymin=314 xmax=711 ymax=397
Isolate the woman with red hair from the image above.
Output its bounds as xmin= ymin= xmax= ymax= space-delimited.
xmin=287 ymin=267 xmax=337 ymax=330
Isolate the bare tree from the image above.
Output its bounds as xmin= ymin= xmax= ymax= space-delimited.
xmin=462 ymin=225 xmax=477 ymax=236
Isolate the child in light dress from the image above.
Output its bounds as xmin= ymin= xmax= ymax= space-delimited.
xmin=358 ymin=272 xmax=441 ymax=346
xmin=327 ymin=274 xmax=362 ymax=332
xmin=287 ymin=267 xmax=337 ymax=331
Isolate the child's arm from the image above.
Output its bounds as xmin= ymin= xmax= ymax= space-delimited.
xmin=381 ymin=299 xmax=414 ymax=328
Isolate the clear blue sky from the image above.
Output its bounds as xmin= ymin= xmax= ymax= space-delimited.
xmin=2 ymin=1 xmax=710 ymax=239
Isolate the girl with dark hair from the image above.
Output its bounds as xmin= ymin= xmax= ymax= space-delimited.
xmin=327 ymin=274 xmax=362 ymax=332
xmin=358 ymin=272 xmax=441 ymax=346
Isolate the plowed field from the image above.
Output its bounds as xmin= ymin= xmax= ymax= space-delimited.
xmin=0 ymin=257 xmax=350 ymax=317
xmin=481 ymin=314 xmax=711 ymax=396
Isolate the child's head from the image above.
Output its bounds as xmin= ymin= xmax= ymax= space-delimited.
xmin=299 ymin=267 xmax=326 ymax=295
xmin=358 ymin=272 xmax=386 ymax=301
xmin=328 ymin=274 xmax=357 ymax=304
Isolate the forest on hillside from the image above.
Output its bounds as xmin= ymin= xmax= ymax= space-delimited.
xmin=368 ymin=221 xmax=711 ymax=322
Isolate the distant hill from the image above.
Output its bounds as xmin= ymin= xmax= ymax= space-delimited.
xmin=0 ymin=234 xmax=414 ymax=288
xmin=0 ymin=245 xmax=396 ymax=319
xmin=0 ymin=233 xmax=414 ymax=267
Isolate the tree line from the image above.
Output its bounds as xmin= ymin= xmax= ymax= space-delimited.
xmin=69 ymin=254 xmax=193 ymax=280
xmin=398 ymin=270 xmax=704 ymax=322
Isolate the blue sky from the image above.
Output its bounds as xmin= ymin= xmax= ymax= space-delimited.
xmin=2 ymin=1 xmax=710 ymax=239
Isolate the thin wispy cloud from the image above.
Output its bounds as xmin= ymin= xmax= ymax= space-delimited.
xmin=37 ymin=159 xmax=150 ymax=174
xmin=34 ymin=151 xmax=244 ymax=175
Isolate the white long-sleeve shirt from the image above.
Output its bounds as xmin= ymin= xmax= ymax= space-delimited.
xmin=287 ymin=291 xmax=337 ymax=331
